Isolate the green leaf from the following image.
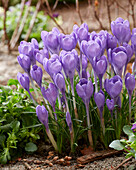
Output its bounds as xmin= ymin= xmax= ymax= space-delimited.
xmin=8 ymin=79 xmax=19 ymax=87
xmin=0 ymin=135 xmax=6 ymax=146
xmin=25 ymin=142 xmax=37 ymax=152
xmin=109 ymin=140 xmax=124 ymax=150
xmin=123 ymin=125 xmax=133 ymax=136
xmin=129 ymin=135 xmax=136 ymax=143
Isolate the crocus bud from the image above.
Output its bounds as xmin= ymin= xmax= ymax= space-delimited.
xmin=66 ymin=112 xmax=72 ymax=132
xmin=131 ymin=28 xmax=136 ymax=53
xmin=125 ymin=73 xmax=135 ymax=96
xmin=76 ymin=78 xmax=94 ymax=104
xmin=111 ymin=17 xmax=131 ymax=45
xmin=61 ymin=50 xmax=78 ymax=79
xmin=123 ymin=43 xmax=134 ymax=63
xmin=54 ymin=73 xmax=66 ymax=94
xmin=106 ymin=33 xmax=117 ymax=50
xmin=36 ymin=105 xmax=49 ymax=132
xmin=17 ymin=72 xmax=30 ymax=92
xmin=30 ymin=65 xmax=43 ymax=88
xmin=59 ymin=32 xmax=77 ymax=51
xmin=81 ymin=40 xmax=101 ymax=64
xmin=41 ymin=27 xmax=60 ymax=55
xmin=73 ymin=23 xmax=89 ymax=43
xmin=35 ymin=47 xmax=49 ymax=65
xmin=94 ymin=90 xmax=105 ymax=115
xmin=131 ymin=123 xmax=136 ymax=133
xmin=43 ymin=54 xmax=62 ymax=78
xmin=106 ymin=99 xmax=114 ymax=112
xmin=41 ymin=83 xmax=58 ymax=109
xmin=17 ymin=54 xmax=31 ymax=73
xmin=104 ymin=75 xmax=122 ymax=99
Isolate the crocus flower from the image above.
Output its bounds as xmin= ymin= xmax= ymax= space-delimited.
xmin=76 ymin=78 xmax=94 ymax=146
xmin=106 ymin=33 xmax=117 ymax=50
xmin=54 ymin=72 xmax=66 ymax=94
xmin=94 ymin=90 xmax=105 ymax=133
xmin=104 ymin=75 xmax=122 ymax=100
xmin=73 ymin=23 xmax=89 ymax=44
xmin=36 ymin=105 xmax=58 ymax=151
xmin=59 ymin=32 xmax=77 ymax=51
xmin=43 ymin=54 xmax=62 ymax=78
xmin=17 ymin=72 xmax=30 ymax=92
xmin=131 ymin=28 xmax=136 ymax=54
xmin=106 ymin=99 xmax=114 ymax=117
xmin=93 ymin=55 xmax=107 ymax=90
xmin=41 ymin=83 xmax=58 ymax=120
xmin=131 ymin=123 xmax=136 ymax=133
xmin=17 ymin=54 xmax=31 ymax=74
xmin=35 ymin=47 xmax=49 ymax=65
xmin=36 ymin=105 xmax=49 ymax=132
xmin=30 ymin=65 xmax=43 ymax=88
xmin=41 ymin=27 xmax=60 ymax=55
xmin=66 ymin=112 xmax=72 ymax=132
xmin=125 ymin=73 xmax=135 ymax=123
xmin=111 ymin=17 xmax=131 ymax=45
xmin=108 ymin=46 xmax=127 ymax=77
xmin=76 ymin=78 xmax=94 ymax=104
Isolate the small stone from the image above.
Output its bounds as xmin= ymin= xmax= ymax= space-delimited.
xmin=49 ymin=162 xmax=53 ymax=167
xmin=67 ymin=156 xmax=72 ymax=161
xmin=64 ymin=156 xmax=68 ymax=160
xmin=66 ymin=161 xmax=71 ymax=166
xmin=58 ymin=158 xmax=65 ymax=165
xmin=48 ymin=151 xmax=54 ymax=156
xmin=53 ymin=156 xmax=59 ymax=161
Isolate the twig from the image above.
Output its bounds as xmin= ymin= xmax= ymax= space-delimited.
xmin=53 ymin=0 xmax=59 ymax=10
xmin=115 ymin=0 xmax=131 ymax=15
xmin=76 ymin=0 xmax=83 ymax=24
xmin=94 ymin=9 xmax=105 ymax=30
xmin=10 ymin=0 xmax=26 ymax=46
xmin=112 ymin=156 xmax=133 ymax=170
xmin=24 ymin=0 xmax=41 ymax=41
xmin=129 ymin=0 xmax=135 ymax=27
xmin=11 ymin=0 xmax=32 ymax=49
xmin=22 ymin=161 xmax=32 ymax=170
xmin=106 ymin=0 xmax=111 ymax=30
xmin=43 ymin=0 xmax=65 ymax=34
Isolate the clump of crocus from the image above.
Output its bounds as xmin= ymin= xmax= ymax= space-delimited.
xmin=30 ymin=65 xmax=43 ymax=88
xmin=41 ymin=83 xmax=58 ymax=120
xmin=35 ymin=47 xmax=49 ymax=65
xmin=17 ymin=72 xmax=35 ymax=104
xmin=76 ymin=78 xmax=94 ymax=147
xmin=111 ymin=17 xmax=131 ymax=45
xmin=41 ymin=27 xmax=60 ymax=55
xmin=106 ymin=99 xmax=114 ymax=118
xmin=93 ymin=55 xmax=107 ymax=90
xmin=36 ymin=105 xmax=58 ymax=151
xmin=94 ymin=90 xmax=105 ymax=134
xmin=125 ymin=73 xmax=135 ymax=123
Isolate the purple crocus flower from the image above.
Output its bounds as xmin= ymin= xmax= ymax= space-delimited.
xmin=104 ymin=75 xmax=122 ymax=100
xmin=35 ymin=47 xmax=49 ymax=65
xmin=41 ymin=83 xmax=58 ymax=120
xmin=94 ymin=90 xmax=105 ymax=133
xmin=54 ymin=73 xmax=66 ymax=94
xmin=17 ymin=54 xmax=31 ymax=74
xmin=76 ymin=78 xmax=94 ymax=104
xmin=30 ymin=65 xmax=43 ymax=88
xmin=66 ymin=112 xmax=72 ymax=132
xmin=59 ymin=32 xmax=77 ymax=51
xmin=106 ymin=33 xmax=117 ymax=50
xmin=108 ymin=46 xmax=127 ymax=77
xmin=17 ymin=72 xmax=30 ymax=92
xmin=41 ymin=27 xmax=60 ymax=55
xmin=73 ymin=23 xmax=89 ymax=44
xmin=36 ymin=105 xmax=49 ymax=132
xmin=93 ymin=55 xmax=107 ymax=90
xmin=131 ymin=28 xmax=136 ymax=54
xmin=43 ymin=54 xmax=62 ymax=78
xmin=125 ymin=73 xmax=135 ymax=122
xmin=125 ymin=73 xmax=135 ymax=97
xmin=131 ymin=123 xmax=136 ymax=133
xmin=60 ymin=50 xmax=78 ymax=79
xmin=106 ymin=99 xmax=114 ymax=117
xmin=111 ymin=17 xmax=131 ymax=45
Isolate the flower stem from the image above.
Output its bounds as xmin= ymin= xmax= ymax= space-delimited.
xmin=80 ymin=50 xmax=82 ymax=79
xmin=99 ymin=76 xmax=102 ymax=90
xmin=70 ymin=78 xmax=78 ymax=119
xmin=129 ymin=94 xmax=132 ymax=123
xmin=100 ymin=110 xmax=105 ymax=135
xmin=28 ymin=91 xmax=36 ymax=105
xmin=94 ymin=70 xmax=98 ymax=93
xmin=63 ymin=92 xmax=70 ymax=113
xmin=53 ymin=106 xmax=57 ymax=120
xmin=47 ymin=129 xmax=58 ymax=151
xmin=85 ymin=102 xmax=93 ymax=148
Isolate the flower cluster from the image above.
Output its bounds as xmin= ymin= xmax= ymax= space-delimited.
xmin=17 ymin=17 xmax=136 ymax=152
